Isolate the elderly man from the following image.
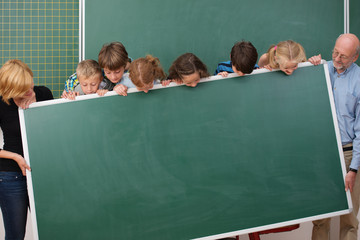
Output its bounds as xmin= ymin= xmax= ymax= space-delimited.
xmin=310 ymin=33 xmax=360 ymax=240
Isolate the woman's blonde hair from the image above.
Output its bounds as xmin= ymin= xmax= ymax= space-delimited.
xmin=267 ymin=40 xmax=306 ymax=68
xmin=0 ymin=59 xmax=34 ymax=105
xmin=129 ymin=55 xmax=166 ymax=88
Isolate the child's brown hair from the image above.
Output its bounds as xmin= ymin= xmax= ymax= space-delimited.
xmin=98 ymin=42 xmax=130 ymax=71
xmin=168 ymin=53 xmax=209 ymax=80
xmin=129 ymin=55 xmax=166 ymax=88
xmin=230 ymin=41 xmax=258 ymax=74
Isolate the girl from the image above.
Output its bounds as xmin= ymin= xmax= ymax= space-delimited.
xmin=163 ymin=53 xmax=210 ymax=87
xmin=116 ymin=55 xmax=166 ymax=96
xmin=0 ymin=59 xmax=53 ymax=239
xmin=258 ymin=40 xmax=307 ymax=75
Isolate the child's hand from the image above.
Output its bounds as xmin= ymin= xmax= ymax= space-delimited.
xmin=308 ymin=54 xmax=322 ymax=66
xmin=114 ymin=84 xmax=128 ymax=96
xmin=161 ymin=80 xmax=172 ymax=86
xmin=61 ymin=91 xmax=79 ymax=100
xmin=97 ymin=89 xmax=108 ymax=96
xmin=218 ymin=71 xmax=229 ymax=77
xmin=263 ymin=64 xmax=273 ymax=71
xmin=61 ymin=90 xmax=67 ymax=98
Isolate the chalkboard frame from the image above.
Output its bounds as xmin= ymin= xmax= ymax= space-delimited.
xmin=19 ymin=62 xmax=352 ymax=240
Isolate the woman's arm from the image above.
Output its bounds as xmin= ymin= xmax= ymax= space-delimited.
xmin=0 ymin=150 xmax=31 ymax=176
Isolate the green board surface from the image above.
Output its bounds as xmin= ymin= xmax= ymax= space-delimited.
xmin=84 ymin=0 xmax=343 ymax=73
xmin=350 ymin=0 xmax=360 ymax=65
xmin=22 ymin=64 xmax=349 ymax=240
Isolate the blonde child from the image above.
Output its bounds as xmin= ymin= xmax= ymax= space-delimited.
xmin=62 ymin=60 xmax=106 ymax=100
xmin=258 ymin=40 xmax=307 ymax=75
xmin=162 ymin=53 xmax=210 ymax=87
xmin=62 ymin=41 xmax=132 ymax=96
xmin=117 ymin=55 xmax=166 ymax=96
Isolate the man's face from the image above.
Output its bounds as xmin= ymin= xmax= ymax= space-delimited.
xmin=332 ymin=37 xmax=358 ymax=72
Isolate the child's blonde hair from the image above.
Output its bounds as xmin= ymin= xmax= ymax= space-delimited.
xmin=129 ymin=55 xmax=166 ymax=88
xmin=0 ymin=59 xmax=34 ymax=105
xmin=98 ymin=42 xmax=130 ymax=71
xmin=267 ymin=40 xmax=306 ymax=68
xmin=76 ymin=59 xmax=102 ymax=81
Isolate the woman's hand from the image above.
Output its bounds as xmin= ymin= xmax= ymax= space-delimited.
xmin=13 ymin=154 xmax=31 ymax=176
xmin=14 ymin=90 xmax=36 ymax=109
xmin=0 ymin=150 xmax=31 ymax=176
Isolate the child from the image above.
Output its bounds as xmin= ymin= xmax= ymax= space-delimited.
xmin=117 ymin=55 xmax=166 ymax=96
xmin=215 ymin=41 xmax=258 ymax=77
xmin=163 ymin=53 xmax=210 ymax=87
xmin=61 ymin=60 xmax=106 ymax=100
xmin=257 ymin=40 xmax=306 ymax=75
xmin=62 ymin=41 xmax=132 ymax=96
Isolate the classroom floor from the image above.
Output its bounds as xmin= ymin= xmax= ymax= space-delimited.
xmin=0 ymin=212 xmax=358 ymax=239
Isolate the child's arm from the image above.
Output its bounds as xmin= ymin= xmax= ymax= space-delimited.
xmin=308 ymin=54 xmax=322 ymax=66
xmin=114 ymin=84 xmax=128 ymax=96
xmin=258 ymin=53 xmax=269 ymax=68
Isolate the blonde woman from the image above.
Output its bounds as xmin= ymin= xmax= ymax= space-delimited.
xmin=0 ymin=59 xmax=53 ymax=239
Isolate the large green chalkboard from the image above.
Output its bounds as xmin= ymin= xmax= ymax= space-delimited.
xmin=84 ymin=0 xmax=343 ymax=73
xmin=350 ymin=0 xmax=360 ymax=65
xmin=21 ymin=64 xmax=350 ymax=240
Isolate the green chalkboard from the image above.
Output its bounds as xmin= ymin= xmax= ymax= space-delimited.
xmin=21 ymin=64 xmax=349 ymax=240
xmin=84 ymin=0 xmax=343 ymax=73
xmin=350 ymin=0 xmax=360 ymax=65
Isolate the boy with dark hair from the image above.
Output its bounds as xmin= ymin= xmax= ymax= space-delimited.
xmin=215 ymin=41 xmax=258 ymax=77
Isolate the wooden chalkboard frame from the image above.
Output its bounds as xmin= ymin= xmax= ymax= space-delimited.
xmin=20 ymin=62 xmax=352 ymax=240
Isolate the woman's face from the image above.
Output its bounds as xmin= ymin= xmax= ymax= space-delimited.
xmin=21 ymin=81 xmax=35 ymax=99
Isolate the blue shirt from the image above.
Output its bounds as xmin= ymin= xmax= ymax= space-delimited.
xmin=328 ymin=61 xmax=360 ymax=170
xmin=118 ymin=72 xmax=136 ymax=88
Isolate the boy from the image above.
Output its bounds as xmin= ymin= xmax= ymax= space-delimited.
xmin=215 ymin=41 xmax=258 ymax=77
xmin=61 ymin=60 xmax=106 ymax=100
xmin=62 ymin=42 xmax=132 ymax=97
